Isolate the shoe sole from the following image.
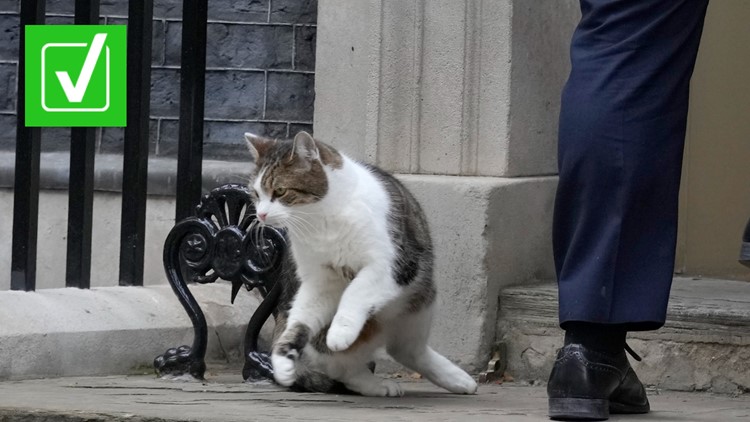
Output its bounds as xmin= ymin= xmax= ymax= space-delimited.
xmin=609 ymin=401 xmax=651 ymax=414
xmin=549 ymin=398 xmax=651 ymax=421
xmin=549 ymin=398 xmax=609 ymax=421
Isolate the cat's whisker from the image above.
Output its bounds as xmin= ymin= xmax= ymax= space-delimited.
xmin=287 ymin=215 xmax=316 ymax=239
xmin=286 ymin=217 xmax=315 ymax=243
xmin=289 ymin=214 xmax=316 ymax=233
xmin=283 ymin=218 xmax=306 ymax=240
xmin=258 ymin=224 xmax=268 ymax=266
xmin=255 ymin=221 xmax=263 ymax=255
xmin=287 ymin=209 xmax=321 ymax=216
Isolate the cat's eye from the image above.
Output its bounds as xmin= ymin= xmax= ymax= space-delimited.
xmin=273 ymin=187 xmax=287 ymax=197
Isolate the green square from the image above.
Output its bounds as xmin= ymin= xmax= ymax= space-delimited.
xmin=25 ymin=25 xmax=127 ymax=127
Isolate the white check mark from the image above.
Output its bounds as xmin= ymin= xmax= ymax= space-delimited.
xmin=55 ymin=33 xmax=107 ymax=103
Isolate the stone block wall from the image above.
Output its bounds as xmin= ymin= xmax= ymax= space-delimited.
xmin=0 ymin=0 xmax=316 ymax=161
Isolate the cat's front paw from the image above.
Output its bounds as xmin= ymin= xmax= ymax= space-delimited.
xmin=271 ymin=349 xmax=298 ymax=387
xmin=326 ymin=313 xmax=366 ymax=352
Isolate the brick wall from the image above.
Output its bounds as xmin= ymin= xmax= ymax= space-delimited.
xmin=0 ymin=0 xmax=316 ymax=161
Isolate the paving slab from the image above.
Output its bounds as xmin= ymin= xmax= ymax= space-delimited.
xmin=0 ymin=371 xmax=747 ymax=422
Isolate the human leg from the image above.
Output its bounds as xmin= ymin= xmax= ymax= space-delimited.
xmin=550 ymin=0 xmax=710 ymax=420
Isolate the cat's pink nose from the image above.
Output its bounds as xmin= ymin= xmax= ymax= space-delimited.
xmin=257 ymin=212 xmax=267 ymax=222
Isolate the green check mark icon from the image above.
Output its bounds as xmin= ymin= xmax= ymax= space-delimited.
xmin=56 ymin=33 xmax=107 ymax=103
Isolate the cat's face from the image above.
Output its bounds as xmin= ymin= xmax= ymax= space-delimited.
xmin=245 ymin=131 xmax=341 ymax=228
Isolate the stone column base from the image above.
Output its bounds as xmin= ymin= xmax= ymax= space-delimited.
xmin=398 ymin=174 xmax=557 ymax=371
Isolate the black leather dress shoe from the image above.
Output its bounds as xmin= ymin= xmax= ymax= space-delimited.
xmin=547 ymin=343 xmax=650 ymax=421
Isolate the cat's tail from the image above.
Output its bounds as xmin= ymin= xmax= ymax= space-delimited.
xmin=290 ymin=358 xmax=377 ymax=394
xmin=290 ymin=366 xmax=350 ymax=394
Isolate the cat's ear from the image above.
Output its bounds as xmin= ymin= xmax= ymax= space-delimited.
xmin=292 ymin=131 xmax=320 ymax=161
xmin=244 ymin=132 xmax=272 ymax=162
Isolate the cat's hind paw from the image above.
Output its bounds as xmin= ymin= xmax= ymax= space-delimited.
xmin=380 ymin=379 xmax=404 ymax=397
xmin=446 ymin=372 xmax=478 ymax=395
xmin=358 ymin=379 xmax=404 ymax=397
xmin=271 ymin=350 xmax=298 ymax=387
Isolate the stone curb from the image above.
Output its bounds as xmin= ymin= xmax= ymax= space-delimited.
xmin=0 ymin=284 xmax=270 ymax=381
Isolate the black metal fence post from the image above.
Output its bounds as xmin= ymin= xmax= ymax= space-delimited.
xmin=119 ymin=0 xmax=154 ymax=286
xmin=66 ymin=0 xmax=101 ymax=289
xmin=175 ymin=0 xmax=209 ymax=222
xmin=11 ymin=0 xmax=46 ymax=292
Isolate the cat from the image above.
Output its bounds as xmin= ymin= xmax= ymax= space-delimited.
xmin=245 ymin=131 xmax=478 ymax=397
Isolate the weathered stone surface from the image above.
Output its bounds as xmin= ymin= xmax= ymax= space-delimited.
xmin=44 ymin=15 xmax=74 ymax=25
xmin=154 ymin=0 xmax=271 ymax=22
xmin=265 ymin=71 xmax=314 ymax=121
xmin=100 ymin=120 xmax=159 ymax=155
xmin=207 ymin=0 xmax=269 ymax=23
xmin=497 ymin=278 xmax=750 ymax=393
xmin=205 ymin=71 xmax=266 ymax=119
xmin=270 ymin=0 xmax=317 ymax=23
xmin=394 ymin=175 xmax=557 ymax=372
xmin=0 ymin=13 xmax=19 ymax=59
xmin=0 ymin=114 xmax=14 ymax=149
xmin=243 ymin=120 xmax=289 ymax=139
xmin=289 ymin=123 xmax=312 ymax=137
xmin=0 ymin=0 xmax=17 ymax=12
xmin=45 ymin=0 xmax=74 ymax=14
xmin=107 ymin=18 xmax=166 ymax=66
xmin=294 ymin=25 xmax=316 ymax=71
xmin=153 ymin=0 xmax=182 ymax=19
xmin=99 ymin=0 xmax=129 ymax=16
xmin=203 ymin=120 xmax=279 ymax=160
xmin=166 ymin=22 xmax=293 ymax=69
xmin=41 ymin=127 xmax=71 ymax=152
xmin=0 ymin=284 xmax=268 ymax=380
xmin=149 ymin=68 xmax=180 ymax=117
xmin=157 ymin=119 xmax=284 ymax=159
xmin=0 ymin=63 xmax=15 ymax=112
xmin=1 ymin=370 xmax=747 ymax=421
xmin=155 ymin=119 xmax=179 ymax=157
xmin=163 ymin=20 xmax=181 ymax=64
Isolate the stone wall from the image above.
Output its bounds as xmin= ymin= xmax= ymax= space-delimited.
xmin=0 ymin=0 xmax=316 ymax=161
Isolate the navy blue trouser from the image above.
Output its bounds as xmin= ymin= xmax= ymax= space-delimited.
xmin=554 ymin=0 xmax=710 ymax=330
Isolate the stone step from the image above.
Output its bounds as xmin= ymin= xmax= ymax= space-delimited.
xmin=497 ymin=277 xmax=750 ymax=394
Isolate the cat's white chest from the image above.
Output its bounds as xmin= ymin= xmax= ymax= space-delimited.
xmin=289 ymin=202 xmax=392 ymax=283
xmin=293 ymin=215 xmax=367 ymax=268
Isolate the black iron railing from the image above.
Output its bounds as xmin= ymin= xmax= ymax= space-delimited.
xmin=119 ymin=0 xmax=154 ymax=287
xmin=11 ymin=0 xmax=214 ymax=290
xmin=9 ymin=0 xmax=284 ymax=382
xmin=11 ymin=0 xmax=158 ymax=290
xmin=66 ymin=0 xmax=101 ymax=289
xmin=11 ymin=0 xmax=45 ymax=292
xmin=176 ymin=0 xmax=208 ymax=223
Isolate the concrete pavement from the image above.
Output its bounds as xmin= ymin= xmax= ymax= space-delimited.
xmin=0 ymin=370 xmax=747 ymax=421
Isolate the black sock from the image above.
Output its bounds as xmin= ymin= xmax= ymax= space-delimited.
xmin=563 ymin=322 xmax=627 ymax=355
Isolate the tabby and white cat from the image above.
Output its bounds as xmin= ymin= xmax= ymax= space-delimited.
xmin=246 ymin=131 xmax=477 ymax=397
